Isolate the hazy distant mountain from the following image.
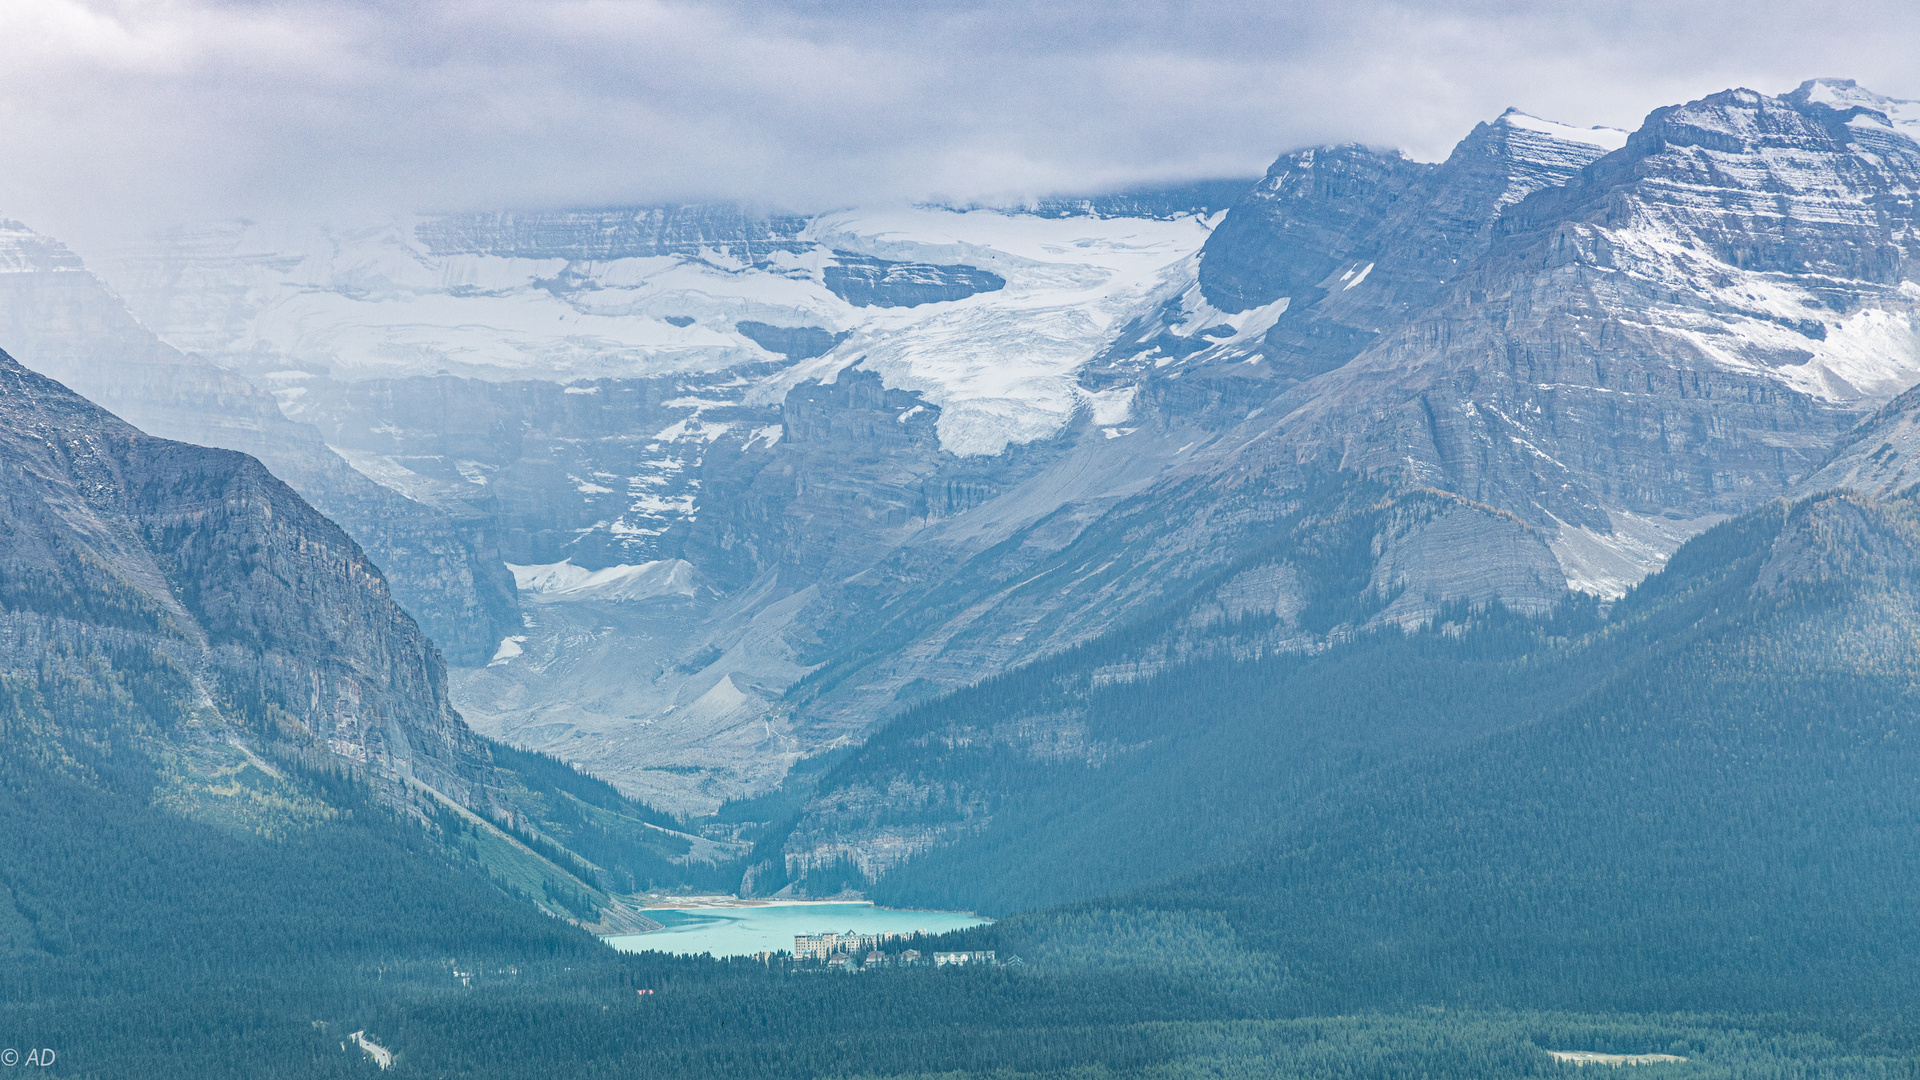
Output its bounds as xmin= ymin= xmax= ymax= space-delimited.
xmin=0 ymin=219 xmax=520 ymax=664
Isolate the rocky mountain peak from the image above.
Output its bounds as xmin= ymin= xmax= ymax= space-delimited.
xmin=1478 ymin=109 xmax=1629 ymax=206
xmin=1787 ymin=77 xmax=1920 ymax=136
xmin=1192 ymin=105 xmax=1625 ymax=381
xmin=1137 ymin=79 xmax=1920 ymax=605
xmin=1526 ymin=81 xmax=1920 ymax=284
xmin=1198 ymin=144 xmax=1425 ymax=314
xmin=0 ymin=219 xmax=87 ymax=274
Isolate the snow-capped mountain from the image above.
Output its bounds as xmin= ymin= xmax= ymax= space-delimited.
xmin=31 ymin=80 xmax=1920 ymax=821
xmin=758 ymin=80 xmax=1920 ymax=890
xmin=1173 ymin=79 xmax=1920 ymax=594
xmin=79 ymin=187 xmax=1247 ymax=809
xmin=94 ymin=196 xmax=1226 ymax=459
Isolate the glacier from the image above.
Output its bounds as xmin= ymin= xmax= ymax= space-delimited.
xmin=91 ymin=204 xmax=1219 ymax=459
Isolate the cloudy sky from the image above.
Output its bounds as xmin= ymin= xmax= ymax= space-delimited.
xmin=5 ymin=0 xmax=1919 ymax=247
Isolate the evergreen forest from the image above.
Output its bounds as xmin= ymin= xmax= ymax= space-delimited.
xmin=11 ymin=489 xmax=1920 ymax=1076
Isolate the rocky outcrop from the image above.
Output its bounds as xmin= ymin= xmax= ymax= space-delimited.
xmin=0 ymin=349 xmax=498 ymax=809
xmin=1192 ymin=112 xmax=1625 ymax=380
xmin=734 ymin=321 xmax=846 ymax=359
xmin=414 ymin=203 xmax=812 ymax=262
xmin=1798 ymin=383 xmax=1920 ymax=498
xmin=823 ymin=252 xmax=1006 ymax=308
xmin=293 ymin=367 xmax=786 ymax=572
xmin=1200 ymin=143 xmax=1427 ymax=316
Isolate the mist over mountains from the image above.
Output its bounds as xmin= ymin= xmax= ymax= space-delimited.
xmin=25 ymin=77 xmax=1914 ymax=820
xmin=4 ymin=73 xmax=1920 ymax=1076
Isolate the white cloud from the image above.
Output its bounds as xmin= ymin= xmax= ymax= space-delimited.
xmin=2 ymin=0 xmax=1917 ymax=249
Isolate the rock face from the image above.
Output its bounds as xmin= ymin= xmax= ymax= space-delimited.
xmin=1799 ymin=382 xmax=1920 ymax=498
xmin=0 ymin=220 xmax=519 ymax=664
xmin=304 ymin=360 xmax=1080 ymax=810
xmin=414 ymin=203 xmax=813 ymax=262
xmin=0 ymin=349 xmax=498 ymax=809
xmin=1196 ymin=111 xmax=1626 ymax=366
xmin=751 ymin=81 xmax=1920 ymax=892
xmin=1141 ymin=81 xmax=1920 ymax=594
xmin=822 ymin=252 xmax=1006 ymax=308
xmin=734 ymin=321 xmax=845 ymax=359
xmin=1009 ymin=178 xmax=1266 ymax=220
xmin=294 ymin=368 xmax=783 ymax=572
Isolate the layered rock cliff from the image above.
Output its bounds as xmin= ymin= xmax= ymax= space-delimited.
xmin=1186 ymin=81 xmax=1920 ymax=591
xmin=0 ymin=348 xmax=495 ymax=808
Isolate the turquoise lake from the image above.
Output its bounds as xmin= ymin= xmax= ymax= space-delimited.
xmin=604 ymin=903 xmax=988 ymax=957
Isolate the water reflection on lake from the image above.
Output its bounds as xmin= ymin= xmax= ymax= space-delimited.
xmin=604 ymin=903 xmax=988 ymax=958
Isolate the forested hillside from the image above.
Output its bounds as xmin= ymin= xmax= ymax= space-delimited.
xmin=896 ymin=489 xmax=1920 ymax=1019
xmin=750 ymin=479 xmax=1596 ymax=909
xmin=15 ymin=472 xmax=1920 ymax=1075
xmin=12 ymin=679 xmax=1920 ymax=1078
xmin=16 ymin=727 xmax=1920 ymax=1080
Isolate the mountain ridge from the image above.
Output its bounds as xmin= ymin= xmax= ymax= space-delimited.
xmin=0 ymin=346 xmax=487 ymax=807
xmin=24 ymin=80 xmax=1920 ymax=830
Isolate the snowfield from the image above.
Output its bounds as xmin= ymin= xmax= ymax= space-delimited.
xmin=92 ymin=205 xmax=1218 ymax=458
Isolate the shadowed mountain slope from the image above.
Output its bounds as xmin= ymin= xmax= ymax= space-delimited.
xmin=911 ymin=487 xmax=1920 ymax=1017
xmin=0 ymin=346 xmax=489 ymax=806
xmin=0 ymin=349 xmax=735 ymax=919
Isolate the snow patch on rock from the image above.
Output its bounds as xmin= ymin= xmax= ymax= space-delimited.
xmin=489 ymin=636 xmax=528 ymax=665
xmin=1500 ymin=109 xmax=1630 ymax=151
xmin=510 ymin=559 xmax=696 ymax=602
xmin=1550 ymin=511 xmax=1728 ymax=598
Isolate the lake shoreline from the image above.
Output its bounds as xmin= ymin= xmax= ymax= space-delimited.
xmin=602 ymin=901 xmax=990 ymax=956
xmin=630 ymin=894 xmax=876 ymax=911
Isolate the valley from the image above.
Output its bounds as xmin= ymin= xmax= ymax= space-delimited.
xmin=3 ymin=64 xmax=1920 ymax=1079
xmin=53 ymin=82 xmax=1918 ymax=841
xmin=6 ymin=76 xmax=1911 ymax=879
